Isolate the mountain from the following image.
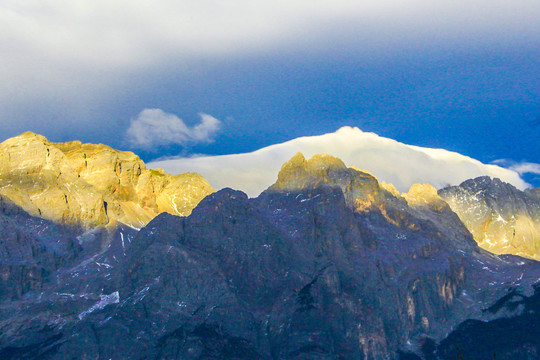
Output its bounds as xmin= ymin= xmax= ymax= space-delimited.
xmin=149 ymin=126 xmax=527 ymax=197
xmin=439 ymin=176 xmax=540 ymax=260
xmin=0 ymin=132 xmax=214 ymax=229
xmin=1 ymin=153 xmax=539 ymax=359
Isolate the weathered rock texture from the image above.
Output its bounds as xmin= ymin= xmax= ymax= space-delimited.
xmin=0 ymin=195 xmax=82 ymax=301
xmin=439 ymin=176 xmax=540 ymax=260
xmin=0 ymin=132 xmax=214 ymax=229
xmin=1 ymin=153 xmax=539 ymax=359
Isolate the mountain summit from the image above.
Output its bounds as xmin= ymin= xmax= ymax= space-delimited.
xmin=0 ymin=132 xmax=214 ymax=228
xmin=269 ymin=152 xmax=381 ymax=203
xmin=440 ymin=176 xmax=540 ymax=259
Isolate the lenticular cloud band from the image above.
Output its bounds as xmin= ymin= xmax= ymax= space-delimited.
xmin=149 ymin=126 xmax=527 ymax=197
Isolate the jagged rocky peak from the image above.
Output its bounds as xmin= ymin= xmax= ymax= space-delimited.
xmin=439 ymin=176 xmax=540 ymax=259
xmin=268 ymin=152 xmax=388 ymax=209
xmin=457 ymin=175 xmax=515 ymax=195
xmin=269 ymin=152 xmax=439 ymax=215
xmin=0 ymin=132 xmax=215 ymax=229
xmin=271 ymin=152 xmax=348 ymax=187
xmin=265 ymin=153 xmax=474 ymax=243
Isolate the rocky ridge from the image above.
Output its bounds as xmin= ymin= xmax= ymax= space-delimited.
xmin=1 ymin=153 xmax=538 ymax=359
xmin=439 ymin=176 xmax=540 ymax=260
xmin=0 ymin=132 xmax=214 ymax=229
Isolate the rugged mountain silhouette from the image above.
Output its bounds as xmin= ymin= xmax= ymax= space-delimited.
xmin=0 ymin=153 xmax=539 ymax=359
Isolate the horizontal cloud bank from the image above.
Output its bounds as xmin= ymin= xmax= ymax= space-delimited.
xmin=510 ymin=162 xmax=540 ymax=176
xmin=2 ymin=0 xmax=539 ymax=120
xmin=149 ymin=126 xmax=528 ymax=197
xmin=126 ymin=109 xmax=221 ymax=149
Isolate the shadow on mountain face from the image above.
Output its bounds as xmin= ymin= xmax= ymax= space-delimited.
xmin=427 ymin=284 xmax=540 ymax=360
xmin=0 ymin=195 xmax=81 ymax=300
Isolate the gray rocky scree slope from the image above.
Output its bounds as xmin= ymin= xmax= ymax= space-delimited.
xmin=1 ymin=153 xmax=539 ymax=359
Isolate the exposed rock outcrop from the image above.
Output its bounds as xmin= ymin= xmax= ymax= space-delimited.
xmin=269 ymin=152 xmax=386 ymax=207
xmin=0 ymin=132 xmax=214 ymax=229
xmin=439 ymin=176 xmax=540 ymax=260
xmin=403 ymin=183 xmax=446 ymax=210
xmin=0 ymin=195 xmax=81 ymax=300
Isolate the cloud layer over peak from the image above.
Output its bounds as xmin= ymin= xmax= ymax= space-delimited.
xmin=126 ymin=109 xmax=221 ymax=149
xmin=149 ymin=126 xmax=528 ymax=197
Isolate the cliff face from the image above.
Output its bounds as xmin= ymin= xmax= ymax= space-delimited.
xmin=0 ymin=195 xmax=82 ymax=301
xmin=0 ymin=132 xmax=214 ymax=229
xmin=439 ymin=176 xmax=540 ymax=260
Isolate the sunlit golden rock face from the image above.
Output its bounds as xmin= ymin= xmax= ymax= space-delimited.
xmin=0 ymin=132 xmax=214 ymax=228
xmin=439 ymin=177 xmax=540 ymax=260
xmin=268 ymin=152 xmax=420 ymax=228
xmin=379 ymin=181 xmax=400 ymax=198
xmin=403 ymin=183 xmax=449 ymax=212
xmin=270 ymin=152 xmax=384 ymax=206
xmin=271 ymin=154 xmax=540 ymax=260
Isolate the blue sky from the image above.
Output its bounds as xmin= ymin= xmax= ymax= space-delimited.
xmin=1 ymin=1 xmax=539 ymax=186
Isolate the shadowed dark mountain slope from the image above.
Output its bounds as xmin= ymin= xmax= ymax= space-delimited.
xmin=0 ymin=153 xmax=539 ymax=359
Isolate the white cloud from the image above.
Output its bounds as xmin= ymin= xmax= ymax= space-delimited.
xmin=511 ymin=163 xmax=540 ymax=175
xmin=493 ymin=159 xmax=540 ymax=175
xmin=126 ymin=109 xmax=221 ymax=149
xmin=149 ymin=126 xmax=529 ymax=197
xmin=494 ymin=160 xmax=540 ymax=176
